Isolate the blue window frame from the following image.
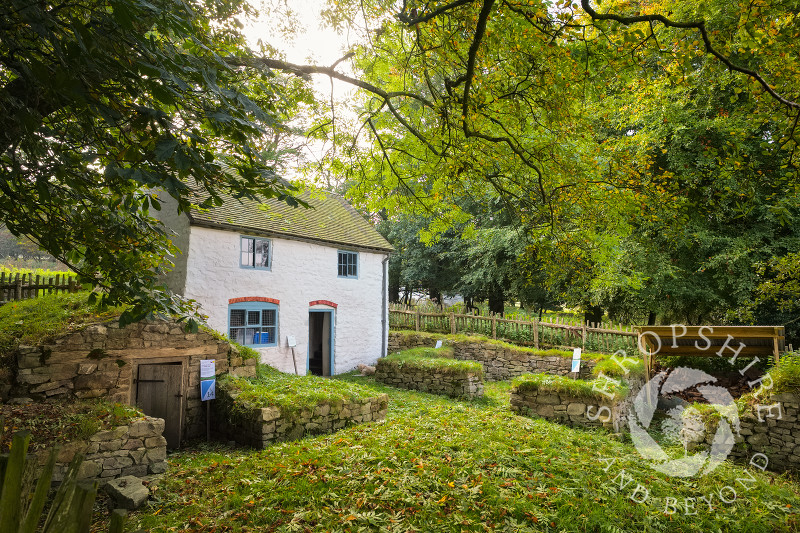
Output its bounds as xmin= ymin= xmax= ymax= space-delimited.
xmin=337 ymin=250 xmax=358 ymax=278
xmin=240 ymin=236 xmax=271 ymax=269
xmin=228 ymin=302 xmax=278 ymax=346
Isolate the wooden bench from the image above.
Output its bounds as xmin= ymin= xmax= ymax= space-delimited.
xmin=635 ymin=325 xmax=786 ymax=377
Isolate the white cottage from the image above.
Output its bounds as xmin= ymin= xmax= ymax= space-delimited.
xmin=156 ymin=188 xmax=393 ymax=376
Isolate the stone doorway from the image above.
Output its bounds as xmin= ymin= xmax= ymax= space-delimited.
xmin=135 ymin=362 xmax=184 ymax=448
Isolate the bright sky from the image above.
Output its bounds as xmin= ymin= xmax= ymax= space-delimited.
xmin=243 ymin=0 xmax=363 ymax=180
xmin=245 ymin=0 xmax=357 ymax=98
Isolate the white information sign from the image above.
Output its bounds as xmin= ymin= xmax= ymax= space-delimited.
xmin=571 ymin=348 xmax=582 ymax=373
xmin=435 ymin=340 xmax=443 ymax=349
xmin=200 ymin=359 xmax=215 ymax=379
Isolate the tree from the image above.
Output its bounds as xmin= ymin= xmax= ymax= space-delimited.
xmin=1 ymin=0 xmax=312 ymax=325
xmin=260 ymin=0 xmax=799 ymax=331
xmin=378 ymin=195 xmax=560 ymax=315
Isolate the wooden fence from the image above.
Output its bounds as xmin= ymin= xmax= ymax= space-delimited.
xmin=389 ymin=305 xmax=638 ymax=354
xmin=0 ymin=272 xmax=81 ymax=304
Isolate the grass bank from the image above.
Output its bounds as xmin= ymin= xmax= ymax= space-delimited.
xmin=119 ymin=376 xmax=799 ymax=532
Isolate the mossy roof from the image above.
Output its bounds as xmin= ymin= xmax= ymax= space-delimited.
xmin=189 ymin=189 xmax=393 ymax=253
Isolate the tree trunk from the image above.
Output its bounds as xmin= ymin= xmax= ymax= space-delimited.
xmin=488 ymin=286 xmax=505 ymax=316
xmin=584 ymin=305 xmax=603 ymax=325
xmin=429 ymin=287 xmax=442 ymax=307
xmin=388 ymin=280 xmax=400 ymax=303
xmin=648 ymin=311 xmax=657 ymax=325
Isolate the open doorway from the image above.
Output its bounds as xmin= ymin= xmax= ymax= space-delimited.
xmin=308 ymin=310 xmax=333 ymax=376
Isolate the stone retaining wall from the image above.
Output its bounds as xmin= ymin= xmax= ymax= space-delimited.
xmin=510 ymin=388 xmax=633 ymax=432
xmin=8 ymin=319 xmax=255 ymax=444
xmin=696 ymin=392 xmax=800 ymax=473
xmin=31 ymin=416 xmax=167 ymax=482
xmin=389 ymin=331 xmax=597 ymax=381
xmin=374 ymin=360 xmax=484 ymax=398
xmin=215 ymin=387 xmax=389 ymax=449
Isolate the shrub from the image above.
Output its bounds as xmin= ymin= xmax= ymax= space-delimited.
xmin=767 ymin=353 xmax=800 ymax=395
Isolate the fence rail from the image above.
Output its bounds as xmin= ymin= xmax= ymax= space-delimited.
xmin=0 ymin=272 xmax=81 ymax=304
xmin=389 ymin=305 xmax=638 ymax=354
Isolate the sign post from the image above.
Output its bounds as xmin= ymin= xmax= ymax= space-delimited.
xmin=571 ymin=348 xmax=582 ymax=374
xmin=200 ymin=360 xmax=216 ymax=442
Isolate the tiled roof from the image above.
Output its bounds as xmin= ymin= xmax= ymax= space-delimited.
xmin=188 ymin=189 xmax=393 ymax=253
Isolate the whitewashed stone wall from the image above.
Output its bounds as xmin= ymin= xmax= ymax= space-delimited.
xmin=181 ymin=226 xmax=388 ymax=375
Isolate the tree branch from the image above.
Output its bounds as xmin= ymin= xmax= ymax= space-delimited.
xmin=461 ymin=0 xmax=496 ymax=135
xmin=397 ymin=0 xmax=473 ymax=26
xmin=231 ymin=56 xmax=440 ymax=155
xmin=579 ymin=0 xmax=800 ymax=110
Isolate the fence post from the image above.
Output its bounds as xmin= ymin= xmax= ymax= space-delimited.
xmin=14 ymin=273 xmax=22 ymax=301
xmin=492 ymin=315 xmax=497 ymax=340
xmin=450 ymin=312 xmax=456 ymax=335
xmin=415 ymin=309 xmax=420 ymax=332
xmin=582 ymin=321 xmax=587 ymax=350
xmin=533 ymin=318 xmax=539 ymax=349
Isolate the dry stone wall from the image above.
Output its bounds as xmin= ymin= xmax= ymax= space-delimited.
xmin=722 ymin=393 xmax=799 ymax=473
xmin=374 ymin=361 xmax=484 ymax=399
xmin=30 ymin=416 xmax=167 ymax=482
xmin=215 ymin=387 xmax=389 ymax=449
xmin=389 ymin=331 xmax=597 ymax=381
xmin=510 ymin=386 xmax=639 ymax=433
xmin=9 ymin=319 xmax=255 ymax=443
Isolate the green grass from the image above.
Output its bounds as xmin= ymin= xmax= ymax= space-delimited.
xmin=392 ymin=346 xmax=455 ymax=359
xmin=0 ymin=291 xmax=125 ymax=365
xmin=218 ymin=366 xmax=383 ymax=421
xmin=592 ymin=356 xmax=646 ymax=380
xmin=0 ymin=399 xmax=144 ymax=452
xmin=0 ymin=264 xmax=75 ymax=277
xmin=380 ymin=349 xmax=483 ymax=376
xmin=393 ymin=330 xmax=612 ymax=361
xmin=511 ymin=372 xmax=631 ymax=401
xmin=118 ymin=377 xmax=800 ymax=532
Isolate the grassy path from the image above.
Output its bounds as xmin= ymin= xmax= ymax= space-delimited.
xmin=120 ymin=376 xmax=800 ymax=532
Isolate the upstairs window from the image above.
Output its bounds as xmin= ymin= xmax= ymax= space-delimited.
xmin=337 ymin=250 xmax=358 ymax=278
xmin=229 ymin=304 xmax=278 ymax=346
xmin=241 ymin=236 xmax=271 ymax=269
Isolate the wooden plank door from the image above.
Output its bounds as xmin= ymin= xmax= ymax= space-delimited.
xmin=136 ymin=363 xmax=183 ymax=448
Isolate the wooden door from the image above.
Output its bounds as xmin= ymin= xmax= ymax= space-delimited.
xmin=136 ymin=363 xmax=183 ymax=448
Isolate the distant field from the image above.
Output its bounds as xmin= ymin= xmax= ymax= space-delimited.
xmin=0 ymin=265 xmax=75 ymax=278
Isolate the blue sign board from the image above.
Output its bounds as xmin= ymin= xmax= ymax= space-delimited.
xmin=200 ymin=378 xmax=216 ymax=401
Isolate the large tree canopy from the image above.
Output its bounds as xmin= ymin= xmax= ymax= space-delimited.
xmin=257 ymin=0 xmax=800 ymax=331
xmin=257 ymin=0 xmax=800 ymax=221
xmin=1 ymin=0 xmax=312 ymax=324
xmin=3 ymin=0 xmax=799 ymax=330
